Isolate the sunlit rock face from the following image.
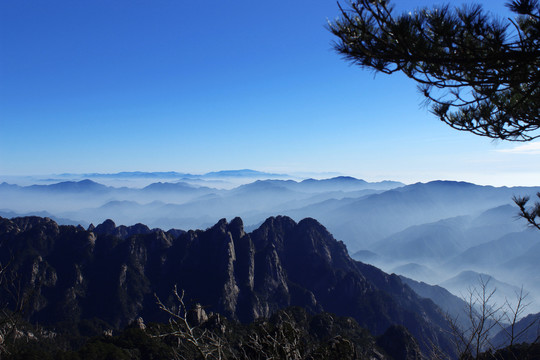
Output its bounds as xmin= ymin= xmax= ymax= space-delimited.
xmin=0 ymin=215 xmax=453 ymax=355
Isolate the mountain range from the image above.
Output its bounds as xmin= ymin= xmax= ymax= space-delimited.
xmin=0 ymin=215 xmax=455 ymax=357
xmin=2 ymin=176 xmax=540 ymax=320
xmin=0 ymin=176 xmax=404 ymax=231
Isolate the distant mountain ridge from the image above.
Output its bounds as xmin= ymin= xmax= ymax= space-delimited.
xmin=2 ymin=178 xmax=538 ymax=250
xmin=28 ymin=179 xmax=111 ymax=193
xmin=204 ymin=169 xmax=289 ymax=178
xmin=0 ymin=176 xmax=405 ymax=231
xmin=52 ymin=169 xmax=291 ymax=180
xmin=0 ymin=175 xmax=403 ymax=192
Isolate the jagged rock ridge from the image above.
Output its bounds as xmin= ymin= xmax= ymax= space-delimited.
xmin=0 ymin=215 xmax=453 ymax=355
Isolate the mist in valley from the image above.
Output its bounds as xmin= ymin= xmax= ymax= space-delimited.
xmin=2 ymin=171 xmax=540 ymax=317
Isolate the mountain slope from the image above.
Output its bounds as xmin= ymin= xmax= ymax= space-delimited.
xmin=371 ymin=219 xmax=468 ymax=263
xmin=439 ymin=271 xmax=523 ymax=310
xmin=491 ymin=312 xmax=540 ymax=347
xmin=288 ymin=181 xmax=540 ymax=251
xmin=444 ymin=229 xmax=539 ymax=272
xmin=399 ymin=276 xmax=471 ymax=330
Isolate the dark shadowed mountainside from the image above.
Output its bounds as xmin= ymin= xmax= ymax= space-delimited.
xmin=0 ymin=215 xmax=454 ymax=356
xmin=399 ymin=276 xmax=472 ymax=331
xmin=491 ymin=312 xmax=540 ymax=348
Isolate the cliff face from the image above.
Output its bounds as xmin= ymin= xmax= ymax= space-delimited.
xmin=0 ymin=215 xmax=452 ymax=354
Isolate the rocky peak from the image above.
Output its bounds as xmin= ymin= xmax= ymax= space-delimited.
xmin=0 ymin=216 xmax=20 ymax=236
xmin=251 ymin=216 xmax=353 ymax=274
xmin=145 ymin=230 xmax=173 ymax=250
xmin=116 ymin=223 xmax=152 ymax=239
xmin=165 ymin=228 xmax=185 ymax=239
xmin=187 ymin=303 xmax=209 ymax=326
xmin=228 ymin=217 xmax=245 ymax=239
xmin=210 ymin=218 xmax=228 ymax=233
xmin=251 ymin=215 xmax=296 ymax=251
xmin=94 ymin=219 xmax=116 ymax=236
xmin=12 ymin=216 xmax=59 ymax=234
xmin=93 ymin=219 xmax=153 ymax=240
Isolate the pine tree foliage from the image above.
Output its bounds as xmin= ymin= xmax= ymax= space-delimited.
xmin=329 ymin=0 xmax=540 ymax=141
xmin=513 ymin=192 xmax=540 ymax=230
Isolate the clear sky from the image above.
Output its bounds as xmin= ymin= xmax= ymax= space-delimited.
xmin=1 ymin=0 xmax=538 ymax=186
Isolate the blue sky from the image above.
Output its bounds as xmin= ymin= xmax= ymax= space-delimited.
xmin=1 ymin=0 xmax=539 ymax=186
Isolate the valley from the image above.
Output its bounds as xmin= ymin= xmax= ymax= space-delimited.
xmin=1 ymin=171 xmax=539 ymax=358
